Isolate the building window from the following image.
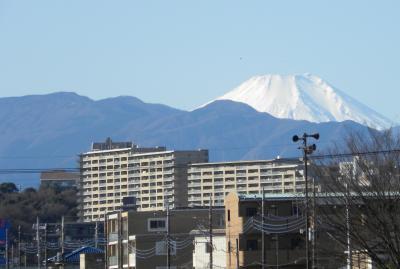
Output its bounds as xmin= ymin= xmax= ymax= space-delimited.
xmin=246 ymin=207 xmax=257 ymax=217
xmin=227 ymin=210 xmax=230 ymax=221
xmin=148 ymin=218 xmax=167 ymax=231
xmin=246 ymin=239 xmax=258 ymax=251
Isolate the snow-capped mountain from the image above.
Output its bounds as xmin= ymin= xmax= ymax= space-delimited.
xmin=205 ymin=74 xmax=392 ymax=130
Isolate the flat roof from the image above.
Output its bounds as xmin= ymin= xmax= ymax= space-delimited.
xmin=189 ymin=158 xmax=301 ymax=167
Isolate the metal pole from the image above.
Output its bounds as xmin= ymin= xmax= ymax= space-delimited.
xmin=127 ymin=214 xmax=130 ymax=269
xmin=12 ymin=243 xmax=14 ymax=269
xmin=18 ymin=225 xmax=21 ymax=269
xmin=166 ymin=201 xmax=171 ymax=269
xmin=235 ymin=238 xmax=239 ymax=269
xmin=44 ymin=224 xmax=47 ymax=269
xmin=303 ymin=138 xmax=310 ymax=269
xmin=312 ymin=177 xmax=316 ymax=269
xmin=60 ymin=216 xmax=64 ymax=269
xmin=346 ymin=184 xmax=352 ymax=269
xmin=61 ymin=216 xmax=64 ymax=257
xmin=36 ymin=217 xmax=41 ymax=269
xmin=118 ymin=212 xmax=122 ymax=269
xmin=261 ymin=187 xmax=265 ymax=269
xmin=6 ymin=228 xmax=9 ymax=269
xmin=209 ymin=196 xmax=213 ymax=269
xmin=95 ymin=221 xmax=99 ymax=249
xmin=104 ymin=210 xmax=108 ymax=269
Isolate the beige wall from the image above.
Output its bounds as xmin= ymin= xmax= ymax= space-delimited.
xmin=81 ymin=149 xmax=208 ymax=222
xmin=188 ymin=159 xmax=304 ymax=207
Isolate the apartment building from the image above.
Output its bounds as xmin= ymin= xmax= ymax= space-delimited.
xmin=106 ymin=207 xmax=225 ymax=269
xmin=80 ymin=138 xmax=208 ymax=222
xmin=188 ymin=158 xmax=305 ymax=207
xmin=40 ymin=170 xmax=79 ymax=190
xmin=224 ymin=192 xmax=307 ymax=269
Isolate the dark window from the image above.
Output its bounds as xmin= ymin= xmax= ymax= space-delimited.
xmin=246 ymin=239 xmax=258 ymax=251
xmin=227 ymin=210 xmax=231 ymax=221
xmin=246 ymin=207 xmax=257 ymax=217
xmin=149 ymin=220 xmax=166 ymax=229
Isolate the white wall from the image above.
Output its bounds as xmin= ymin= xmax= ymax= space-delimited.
xmin=193 ymin=235 xmax=226 ymax=269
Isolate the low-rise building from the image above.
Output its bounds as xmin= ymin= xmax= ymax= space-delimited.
xmin=106 ymin=207 xmax=225 ymax=269
xmin=224 ymin=192 xmax=306 ymax=269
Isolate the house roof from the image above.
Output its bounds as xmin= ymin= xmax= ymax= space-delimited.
xmin=47 ymin=246 xmax=104 ymax=264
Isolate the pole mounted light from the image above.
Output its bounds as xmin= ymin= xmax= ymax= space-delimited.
xmin=292 ymin=132 xmax=319 ymax=269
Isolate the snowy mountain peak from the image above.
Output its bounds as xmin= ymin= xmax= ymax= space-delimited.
xmin=205 ymin=74 xmax=392 ymax=130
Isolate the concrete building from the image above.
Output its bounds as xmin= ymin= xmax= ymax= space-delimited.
xmin=188 ymin=159 xmax=305 ymax=207
xmin=224 ymin=192 xmax=307 ymax=269
xmin=80 ymin=138 xmax=208 ymax=222
xmin=40 ymin=170 xmax=79 ymax=189
xmin=192 ymin=229 xmax=226 ymax=269
xmin=106 ymin=207 xmax=225 ymax=269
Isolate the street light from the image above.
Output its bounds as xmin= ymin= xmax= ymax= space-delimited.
xmin=292 ymin=133 xmax=319 ymax=269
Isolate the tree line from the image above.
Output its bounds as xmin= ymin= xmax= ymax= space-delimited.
xmin=0 ymin=183 xmax=78 ymax=240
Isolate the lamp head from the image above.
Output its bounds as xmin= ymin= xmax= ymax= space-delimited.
xmin=311 ymin=133 xmax=320 ymax=140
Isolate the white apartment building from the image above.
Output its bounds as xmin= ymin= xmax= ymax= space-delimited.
xmin=187 ymin=159 xmax=305 ymax=207
xmin=80 ymin=138 xmax=208 ymax=222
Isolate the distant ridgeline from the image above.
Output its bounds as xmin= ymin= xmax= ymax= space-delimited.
xmin=0 ymin=90 xmax=388 ymax=187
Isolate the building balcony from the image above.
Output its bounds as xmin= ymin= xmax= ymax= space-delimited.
xmin=108 ymin=232 xmax=119 ymax=243
xmin=108 ymin=256 xmax=118 ymax=267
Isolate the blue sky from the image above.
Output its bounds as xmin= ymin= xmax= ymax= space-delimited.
xmin=1 ymin=0 xmax=399 ymax=121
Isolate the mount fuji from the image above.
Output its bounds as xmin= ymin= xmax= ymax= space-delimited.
xmin=204 ymin=74 xmax=392 ymax=130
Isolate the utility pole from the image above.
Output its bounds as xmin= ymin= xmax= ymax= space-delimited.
xmin=104 ymin=211 xmax=108 ymax=269
xmin=95 ymin=221 xmax=99 ymax=249
xmin=275 ymin=235 xmax=279 ymax=269
xmin=44 ymin=224 xmax=47 ymax=269
xmin=61 ymin=216 xmax=65 ymax=258
xmin=292 ymin=132 xmax=319 ymax=269
xmin=304 ymin=142 xmax=310 ymax=269
xmin=235 ymin=238 xmax=239 ymax=269
xmin=312 ymin=177 xmax=317 ymax=269
xmin=261 ymin=187 xmax=265 ymax=269
xmin=11 ymin=243 xmax=14 ymax=269
xmin=209 ymin=196 xmax=213 ymax=269
xmin=118 ymin=213 xmax=122 ymax=269
xmin=6 ymin=228 xmax=9 ymax=269
xmin=345 ymin=184 xmax=352 ymax=269
xmin=166 ymin=201 xmax=171 ymax=269
xmin=60 ymin=216 xmax=64 ymax=269
xmin=127 ymin=213 xmax=130 ymax=269
xmin=36 ymin=216 xmax=41 ymax=269
xmin=18 ymin=225 xmax=21 ymax=269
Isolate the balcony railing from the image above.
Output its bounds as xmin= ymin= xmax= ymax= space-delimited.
xmin=108 ymin=232 xmax=118 ymax=242
xmin=108 ymin=256 xmax=118 ymax=266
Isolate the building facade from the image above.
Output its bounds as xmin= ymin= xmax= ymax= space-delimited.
xmin=224 ymin=192 xmax=308 ymax=269
xmin=192 ymin=230 xmax=226 ymax=269
xmin=188 ymin=159 xmax=304 ymax=207
xmin=80 ymin=138 xmax=208 ymax=222
xmin=106 ymin=207 xmax=225 ymax=269
xmin=40 ymin=170 xmax=79 ymax=189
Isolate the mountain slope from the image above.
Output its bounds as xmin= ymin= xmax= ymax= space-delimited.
xmin=207 ymin=74 xmax=392 ymax=130
xmin=0 ymin=92 xmax=374 ymax=186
